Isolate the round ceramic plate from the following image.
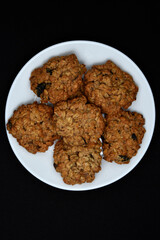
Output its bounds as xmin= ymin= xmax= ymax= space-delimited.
xmin=5 ymin=41 xmax=155 ymax=191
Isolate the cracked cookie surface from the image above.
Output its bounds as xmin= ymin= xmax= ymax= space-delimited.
xmin=7 ymin=102 xmax=58 ymax=154
xmin=84 ymin=60 xmax=138 ymax=114
xmin=103 ymin=109 xmax=145 ymax=164
xmin=53 ymin=95 xmax=105 ymax=145
xmin=53 ymin=139 xmax=102 ymax=185
xmin=30 ymin=54 xmax=86 ymax=104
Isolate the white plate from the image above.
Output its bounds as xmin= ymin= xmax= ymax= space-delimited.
xmin=5 ymin=40 xmax=155 ymax=191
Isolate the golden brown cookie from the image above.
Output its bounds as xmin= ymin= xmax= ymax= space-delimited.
xmin=102 ymin=109 xmax=145 ymax=164
xmin=84 ymin=60 xmax=138 ymax=114
xmin=30 ymin=54 xmax=86 ymax=104
xmin=7 ymin=102 xmax=58 ymax=154
xmin=53 ymin=95 xmax=105 ymax=145
xmin=53 ymin=139 xmax=102 ymax=185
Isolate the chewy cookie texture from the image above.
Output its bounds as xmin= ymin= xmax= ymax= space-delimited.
xmin=84 ymin=60 xmax=138 ymax=115
xmin=7 ymin=102 xmax=58 ymax=154
xmin=53 ymin=139 xmax=102 ymax=185
xmin=30 ymin=54 xmax=86 ymax=104
xmin=7 ymin=53 xmax=146 ymax=185
xmin=53 ymin=95 xmax=105 ymax=146
xmin=103 ymin=109 xmax=146 ymax=164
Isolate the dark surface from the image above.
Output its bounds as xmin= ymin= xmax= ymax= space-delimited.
xmin=2 ymin=2 xmax=159 ymax=240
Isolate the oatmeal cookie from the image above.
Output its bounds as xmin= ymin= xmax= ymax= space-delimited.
xmin=103 ymin=109 xmax=145 ymax=164
xmin=53 ymin=95 xmax=105 ymax=145
xmin=7 ymin=102 xmax=58 ymax=154
xmin=53 ymin=139 xmax=102 ymax=185
xmin=84 ymin=60 xmax=138 ymax=114
xmin=30 ymin=54 xmax=86 ymax=104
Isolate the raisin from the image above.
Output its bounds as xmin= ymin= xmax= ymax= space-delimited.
xmin=7 ymin=120 xmax=12 ymax=129
xmin=82 ymin=137 xmax=87 ymax=144
xmin=101 ymin=135 xmax=105 ymax=142
xmin=54 ymin=163 xmax=58 ymax=169
xmin=36 ymin=82 xmax=46 ymax=97
xmin=132 ymin=133 xmax=137 ymax=140
xmin=90 ymin=154 xmax=94 ymax=159
xmin=119 ymin=155 xmax=130 ymax=162
xmin=46 ymin=68 xmax=53 ymax=75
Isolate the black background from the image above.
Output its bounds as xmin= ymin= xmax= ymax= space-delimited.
xmin=2 ymin=2 xmax=160 ymax=240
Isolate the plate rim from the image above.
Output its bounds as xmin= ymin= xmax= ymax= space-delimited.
xmin=5 ymin=40 xmax=156 ymax=191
